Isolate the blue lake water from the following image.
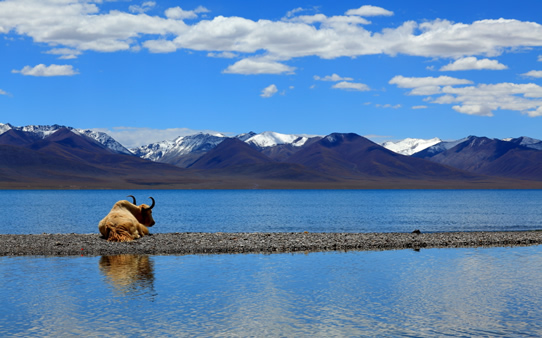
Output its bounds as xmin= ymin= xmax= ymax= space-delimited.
xmin=2 ymin=189 xmax=542 ymax=234
xmin=2 ymin=189 xmax=542 ymax=336
xmin=2 ymin=247 xmax=542 ymax=336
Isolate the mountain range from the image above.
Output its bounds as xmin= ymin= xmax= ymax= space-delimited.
xmin=1 ymin=123 xmax=541 ymax=189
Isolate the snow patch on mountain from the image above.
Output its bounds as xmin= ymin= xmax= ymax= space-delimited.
xmin=75 ymin=129 xmax=133 ymax=155
xmin=0 ymin=123 xmax=132 ymax=154
xmin=131 ymin=133 xmax=227 ymax=161
xmin=503 ymin=136 xmax=542 ymax=150
xmin=245 ymin=131 xmax=310 ymax=148
xmin=419 ymin=137 xmax=470 ymax=156
xmin=235 ymin=132 xmax=257 ymax=142
xmin=381 ymin=137 xmax=442 ymax=155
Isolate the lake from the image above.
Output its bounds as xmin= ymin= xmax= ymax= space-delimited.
xmin=2 ymin=189 xmax=542 ymax=234
xmin=1 ymin=189 xmax=542 ymax=336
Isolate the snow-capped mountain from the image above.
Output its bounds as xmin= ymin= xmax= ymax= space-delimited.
xmin=503 ymin=136 xmax=542 ymax=150
xmin=131 ymin=133 xmax=227 ymax=162
xmin=131 ymin=131 xmax=319 ymax=165
xmin=411 ymin=137 xmax=470 ymax=157
xmin=381 ymin=137 xmax=442 ymax=156
xmin=245 ymin=131 xmax=313 ymax=148
xmin=0 ymin=123 xmax=132 ymax=154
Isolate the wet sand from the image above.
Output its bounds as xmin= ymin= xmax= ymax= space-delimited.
xmin=1 ymin=231 xmax=542 ymax=256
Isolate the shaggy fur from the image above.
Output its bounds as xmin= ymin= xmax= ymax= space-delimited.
xmin=98 ymin=198 xmax=155 ymax=242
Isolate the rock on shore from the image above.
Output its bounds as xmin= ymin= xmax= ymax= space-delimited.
xmin=1 ymin=231 xmax=542 ymax=256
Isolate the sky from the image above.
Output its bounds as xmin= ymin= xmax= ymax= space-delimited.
xmin=2 ymin=0 xmax=542 ymax=147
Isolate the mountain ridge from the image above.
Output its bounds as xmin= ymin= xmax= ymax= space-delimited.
xmin=2 ymin=122 xmax=542 ymax=188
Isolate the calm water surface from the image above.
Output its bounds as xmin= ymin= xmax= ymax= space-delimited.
xmin=2 ymin=246 xmax=542 ymax=337
xmin=2 ymin=190 xmax=542 ymax=336
xmin=2 ymin=189 xmax=542 ymax=234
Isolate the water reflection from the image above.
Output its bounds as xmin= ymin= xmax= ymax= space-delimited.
xmin=98 ymin=255 xmax=156 ymax=299
xmin=2 ymin=247 xmax=542 ymax=336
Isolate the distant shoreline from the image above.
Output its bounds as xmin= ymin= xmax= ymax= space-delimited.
xmin=1 ymin=231 xmax=542 ymax=256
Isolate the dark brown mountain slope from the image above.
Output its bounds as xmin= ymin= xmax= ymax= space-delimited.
xmin=188 ymin=138 xmax=275 ymax=169
xmin=257 ymin=136 xmax=323 ymax=161
xmin=0 ymin=128 xmax=205 ymax=188
xmin=418 ymin=136 xmax=542 ymax=180
xmin=188 ymin=137 xmax=336 ymax=182
xmin=286 ymin=133 xmax=480 ymax=180
xmin=0 ymin=128 xmax=42 ymax=146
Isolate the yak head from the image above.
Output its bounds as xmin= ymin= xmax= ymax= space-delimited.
xmin=127 ymin=195 xmax=156 ymax=227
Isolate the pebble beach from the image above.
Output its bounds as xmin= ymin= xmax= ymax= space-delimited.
xmin=2 ymin=231 xmax=542 ymax=256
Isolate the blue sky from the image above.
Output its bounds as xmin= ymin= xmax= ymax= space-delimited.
xmin=2 ymin=0 xmax=542 ymax=147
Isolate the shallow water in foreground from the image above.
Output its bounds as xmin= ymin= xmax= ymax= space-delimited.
xmin=2 ymin=246 xmax=542 ymax=337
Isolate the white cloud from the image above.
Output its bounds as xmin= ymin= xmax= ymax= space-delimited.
xmin=260 ymin=84 xmax=278 ymax=98
xmin=12 ymin=64 xmax=78 ymax=76
xmin=314 ymin=73 xmax=353 ymax=82
xmin=376 ymin=103 xmax=401 ymax=109
xmin=452 ymin=104 xmax=493 ymax=116
xmin=332 ymin=81 xmax=370 ymax=91
xmin=440 ymin=57 xmax=508 ymax=71
xmin=289 ymin=14 xmax=371 ymax=26
xmin=164 ymin=6 xmax=209 ymax=20
xmin=0 ymin=89 xmax=9 ymax=96
xmin=285 ymin=7 xmax=305 ymax=18
xmin=389 ymin=75 xmax=473 ymax=88
xmin=385 ymin=18 xmax=542 ymax=58
xmin=223 ymin=58 xmax=295 ymax=75
xmin=143 ymin=39 xmax=177 ymax=53
xmin=92 ymin=127 xmax=227 ymax=148
xmin=3 ymin=2 xmax=542 ymax=75
xmin=45 ymin=48 xmax=82 ymax=60
xmin=345 ymin=5 xmax=394 ymax=17
xmin=522 ymin=70 xmax=542 ymax=78
xmin=207 ymin=51 xmax=237 ymax=58
xmin=412 ymin=105 xmax=428 ymax=109
xmin=391 ymin=76 xmax=542 ymax=117
xmin=129 ymin=2 xmax=155 ymax=14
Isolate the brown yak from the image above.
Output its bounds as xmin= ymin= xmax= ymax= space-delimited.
xmin=99 ymin=195 xmax=156 ymax=242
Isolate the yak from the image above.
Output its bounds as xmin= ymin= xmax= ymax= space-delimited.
xmin=99 ymin=195 xmax=156 ymax=242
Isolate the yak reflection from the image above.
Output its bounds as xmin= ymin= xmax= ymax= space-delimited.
xmin=99 ymin=255 xmax=156 ymax=298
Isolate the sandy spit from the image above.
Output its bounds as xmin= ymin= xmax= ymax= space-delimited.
xmin=1 ymin=231 xmax=542 ymax=256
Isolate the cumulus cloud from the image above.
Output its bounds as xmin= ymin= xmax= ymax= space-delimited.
xmin=289 ymin=13 xmax=371 ymax=25
xmin=12 ymin=64 xmax=78 ymax=76
xmin=440 ymin=57 xmax=508 ymax=71
xmin=314 ymin=73 xmax=353 ymax=81
xmin=332 ymin=81 xmax=370 ymax=91
xmin=129 ymin=2 xmax=155 ymax=14
xmin=0 ymin=89 xmax=9 ymax=96
xmin=389 ymin=75 xmax=473 ymax=89
xmin=261 ymin=84 xmax=278 ymax=98
xmin=345 ymin=5 xmax=394 ymax=17
xmin=207 ymin=51 xmax=237 ymax=58
xmin=165 ymin=6 xmax=209 ymax=20
xmin=391 ymin=75 xmax=542 ymax=117
xmin=143 ymin=39 xmax=177 ymax=53
xmin=3 ymin=2 xmax=542 ymax=76
xmin=285 ymin=7 xmax=306 ymax=18
xmin=45 ymin=48 xmax=82 ymax=60
xmin=522 ymin=70 xmax=542 ymax=78
xmin=223 ymin=59 xmax=295 ymax=75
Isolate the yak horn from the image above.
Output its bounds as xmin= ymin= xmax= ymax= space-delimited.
xmin=148 ymin=197 xmax=155 ymax=209
xmin=127 ymin=195 xmax=136 ymax=204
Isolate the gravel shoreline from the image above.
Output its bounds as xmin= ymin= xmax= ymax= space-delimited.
xmin=2 ymin=231 xmax=542 ymax=256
